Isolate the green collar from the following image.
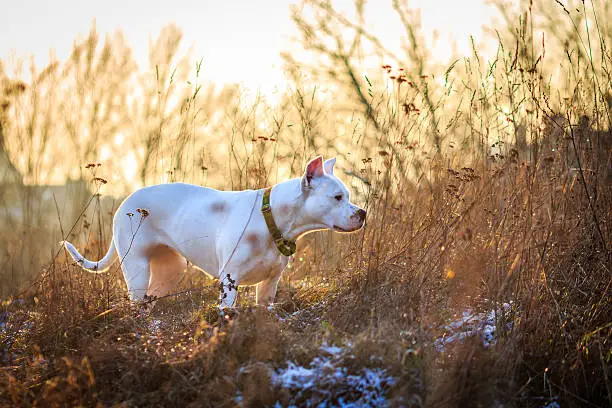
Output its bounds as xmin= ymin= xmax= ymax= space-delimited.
xmin=262 ymin=187 xmax=296 ymax=256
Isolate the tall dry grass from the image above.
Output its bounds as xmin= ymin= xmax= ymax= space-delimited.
xmin=0 ymin=0 xmax=610 ymax=406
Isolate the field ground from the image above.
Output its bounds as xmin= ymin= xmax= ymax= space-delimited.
xmin=1 ymin=149 xmax=610 ymax=406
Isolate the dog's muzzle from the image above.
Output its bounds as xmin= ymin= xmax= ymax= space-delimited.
xmin=333 ymin=208 xmax=366 ymax=232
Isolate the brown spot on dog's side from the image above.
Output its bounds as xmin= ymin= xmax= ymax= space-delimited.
xmin=279 ymin=204 xmax=290 ymax=215
xmin=144 ymin=244 xmax=173 ymax=257
xmin=246 ymin=233 xmax=259 ymax=245
xmin=147 ymin=245 xmax=187 ymax=299
xmin=211 ymin=201 xmax=227 ymax=213
xmin=246 ymin=233 xmax=262 ymax=256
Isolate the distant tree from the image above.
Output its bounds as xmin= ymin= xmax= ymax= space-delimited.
xmin=0 ymin=63 xmax=26 ymax=185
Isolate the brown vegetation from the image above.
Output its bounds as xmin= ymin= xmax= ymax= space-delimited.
xmin=0 ymin=0 xmax=610 ymax=406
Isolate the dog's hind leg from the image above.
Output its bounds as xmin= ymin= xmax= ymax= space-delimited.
xmin=120 ymin=256 xmax=151 ymax=302
xmin=148 ymin=245 xmax=187 ymax=300
xmin=118 ymin=255 xmax=158 ymax=315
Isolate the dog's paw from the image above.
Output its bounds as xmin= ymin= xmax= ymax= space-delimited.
xmin=133 ymin=295 xmax=158 ymax=318
xmin=218 ymin=307 xmax=238 ymax=323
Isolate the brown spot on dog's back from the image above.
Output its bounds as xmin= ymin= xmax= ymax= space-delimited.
xmin=211 ymin=201 xmax=227 ymax=213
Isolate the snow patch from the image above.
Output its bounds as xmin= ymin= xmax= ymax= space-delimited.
xmin=148 ymin=318 xmax=163 ymax=334
xmin=271 ymin=343 xmax=397 ymax=407
xmin=435 ymin=302 xmax=513 ymax=351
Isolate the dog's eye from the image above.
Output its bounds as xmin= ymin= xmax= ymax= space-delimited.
xmin=334 ymin=194 xmax=343 ymax=201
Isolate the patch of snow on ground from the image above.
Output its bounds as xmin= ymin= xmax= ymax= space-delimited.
xmin=148 ymin=318 xmax=163 ymax=334
xmin=0 ymin=306 xmax=33 ymax=363
xmin=271 ymin=343 xmax=397 ymax=407
xmin=0 ymin=311 xmax=8 ymax=333
xmin=0 ymin=311 xmax=11 ymax=362
xmin=435 ymin=302 xmax=513 ymax=351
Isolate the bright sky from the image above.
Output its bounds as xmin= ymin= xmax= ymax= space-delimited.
xmin=0 ymin=0 xmax=499 ymax=92
xmin=1 ymin=0 xmax=500 ymax=192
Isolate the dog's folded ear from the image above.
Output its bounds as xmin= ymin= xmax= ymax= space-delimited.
xmin=323 ymin=157 xmax=336 ymax=175
xmin=303 ymin=156 xmax=325 ymax=188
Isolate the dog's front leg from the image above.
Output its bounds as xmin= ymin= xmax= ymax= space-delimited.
xmin=219 ymin=273 xmax=239 ymax=309
xmin=256 ymin=274 xmax=281 ymax=305
xmin=256 ymin=257 xmax=290 ymax=305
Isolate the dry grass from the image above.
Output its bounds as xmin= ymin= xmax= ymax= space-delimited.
xmin=1 ymin=0 xmax=611 ymax=406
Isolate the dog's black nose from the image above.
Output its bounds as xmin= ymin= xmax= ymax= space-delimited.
xmin=356 ymin=208 xmax=366 ymax=221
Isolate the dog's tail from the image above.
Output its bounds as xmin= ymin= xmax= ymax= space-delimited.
xmin=62 ymin=239 xmax=118 ymax=273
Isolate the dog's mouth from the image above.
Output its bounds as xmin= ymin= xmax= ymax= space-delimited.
xmin=333 ymin=225 xmax=360 ymax=233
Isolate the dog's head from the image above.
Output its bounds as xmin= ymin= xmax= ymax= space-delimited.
xmin=300 ymin=156 xmax=366 ymax=232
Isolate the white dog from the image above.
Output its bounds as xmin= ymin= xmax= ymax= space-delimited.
xmin=63 ymin=157 xmax=366 ymax=308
